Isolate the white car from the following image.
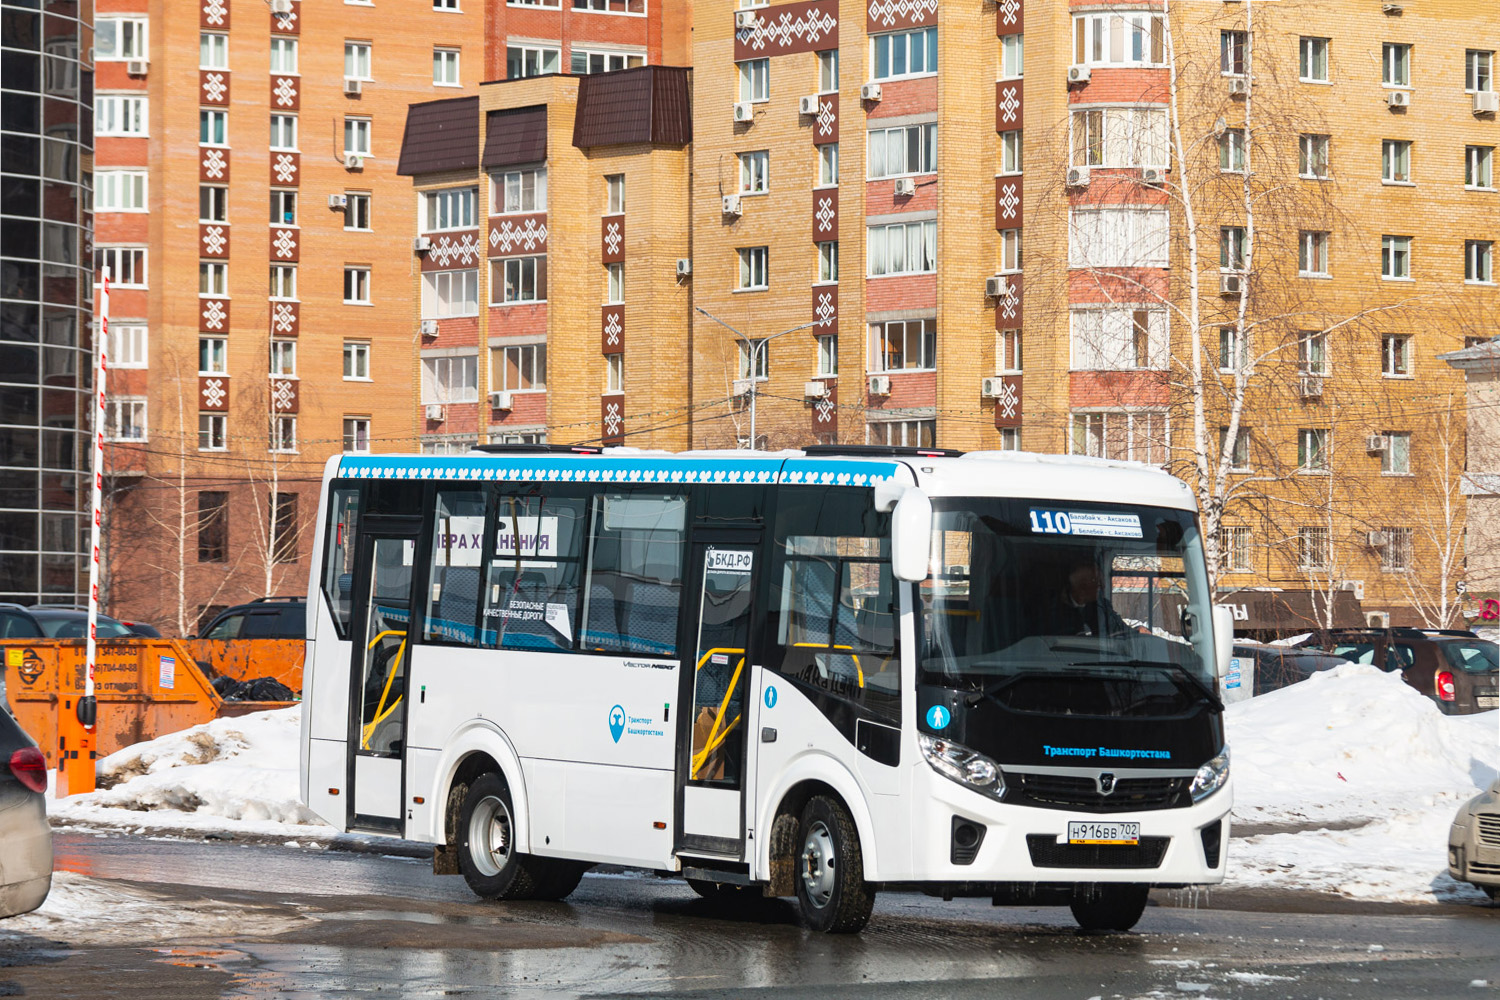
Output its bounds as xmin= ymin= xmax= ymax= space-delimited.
xmin=1448 ymin=774 xmax=1500 ymax=900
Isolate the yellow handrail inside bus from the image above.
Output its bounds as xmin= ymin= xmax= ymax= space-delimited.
xmin=793 ymin=641 xmax=864 ymax=687
xmin=361 ymin=629 xmax=408 ymax=750
xmin=695 ymin=647 xmax=744 ymax=671
xmin=692 ymin=655 xmax=745 ymax=780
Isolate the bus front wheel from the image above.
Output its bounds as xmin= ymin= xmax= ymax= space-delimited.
xmin=1069 ymin=883 xmax=1150 ymax=932
xmin=456 ymin=773 xmax=544 ymax=900
xmin=794 ymin=795 xmax=875 ymax=933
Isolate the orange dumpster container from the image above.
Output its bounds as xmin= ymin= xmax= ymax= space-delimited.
xmin=181 ymin=638 xmax=304 ymax=693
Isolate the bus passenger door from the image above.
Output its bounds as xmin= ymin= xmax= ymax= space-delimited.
xmin=677 ymin=534 xmax=760 ymax=859
xmin=347 ymin=529 xmax=418 ymax=833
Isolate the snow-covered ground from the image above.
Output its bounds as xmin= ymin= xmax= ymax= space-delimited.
xmin=37 ymin=666 xmax=1500 ymax=905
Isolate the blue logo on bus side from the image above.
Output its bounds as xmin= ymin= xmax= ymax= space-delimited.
xmin=764 ymin=686 xmax=777 ymax=709
xmin=926 ymin=705 xmax=951 ymax=730
xmin=608 ymin=705 xmax=625 ymax=743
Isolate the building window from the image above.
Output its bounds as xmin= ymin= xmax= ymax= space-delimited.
xmin=1220 ymin=30 xmax=1246 ymax=75
xmin=1220 ymin=426 xmax=1251 ymax=470
xmin=1382 ymin=235 xmax=1412 ymax=279
xmin=1466 ymin=146 xmax=1494 ymax=189
xmin=817 ymin=334 xmax=838 ymax=376
xmin=997 ymin=328 xmax=1022 ymax=373
xmin=343 ymin=418 xmax=370 ymax=454
xmin=606 ymin=262 xmax=624 ymax=303
xmin=1466 ymin=240 xmax=1493 ymax=283
xmin=605 ymin=353 xmax=624 ymax=392
xmin=271 ymin=493 xmax=300 ymax=564
xmin=344 ymin=341 xmax=370 ymax=380
xmin=1467 ymin=50 xmax=1494 ymax=92
xmin=270 ymin=339 xmax=297 ymax=376
xmin=433 ymin=47 xmax=461 ymax=86
xmin=1218 ymin=326 xmax=1247 ymax=372
xmin=270 ymin=37 xmax=298 ymax=74
xmin=1298 ymin=428 xmax=1329 ymax=473
xmin=96 ymin=172 xmax=148 ymax=212
xmin=110 ymin=324 xmax=148 ymax=369
xmin=422 ymin=354 xmax=479 ymax=404
xmin=344 ymin=118 xmax=371 ymax=158
xmin=605 ymin=173 xmax=625 ymax=214
xmin=197 ymin=492 xmax=228 ymax=562
xmin=1380 ymin=432 xmax=1412 ymax=475
xmin=1299 ymin=134 xmax=1330 ymax=179
xmin=199 ymin=185 xmax=227 ymax=223
xmin=496 ymin=342 xmax=546 ymax=391
xmin=1071 ymin=307 xmax=1167 ymax=371
xmin=436 ymin=0 xmax=463 ymax=7
xmin=269 ymin=264 xmax=298 ymax=300
xmin=1223 ymin=525 xmax=1252 ymax=572
xmin=738 ymin=150 xmax=769 ymax=194
xmin=344 ymin=41 xmax=372 ymax=80
xmin=269 ymin=114 xmax=298 ymax=151
xmin=1380 ymin=334 xmax=1411 ymax=377
xmin=346 ymin=192 xmax=372 ymax=229
xmin=871 ymin=26 xmax=937 ymax=80
xmin=817 ymin=240 xmax=839 ymax=283
xmin=1072 ymin=13 xmax=1164 ymax=68
xmin=819 ymin=49 xmax=839 ymax=92
xmin=1001 ymin=129 xmax=1022 ymax=174
xmin=97 ymin=95 xmax=148 ymax=136
xmin=738 ymin=58 xmax=769 ymax=102
xmin=1000 ymin=33 xmax=1023 ymax=79
xmin=1382 ymin=42 xmax=1410 ymax=87
xmin=999 ymin=229 xmax=1022 ymax=273
xmin=571 ymin=50 xmax=644 ymax=74
xmin=738 ymin=339 xmax=769 ymax=381
xmin=868 ymin=419 xmax=936 ymax=448
xmin=105 ymin=397 xmax=148 ymax=442
xmin=1068 ymin=209 xmax=1169 ymax=268
xmin=1071 ymin=108 xmax=1168 ymax=168
xmin=198 ymin=413 xmax=227 ymax=452
xmin=343 ymin=266 xmax=371 ymax=304
xmin=96 ymin=17 xmax=148 ymax=59
xmin=1299 ymin=37 xmax=1329 ymax=82
xmin=1299 ymin=231 xmax=1330 ymax=276
xmin=421 ymin=269 xmax=479 ymax=317
xmin=96 ymin=247 xmax=147 ymax=288
xmin=507 ymin=44 xmax=560 ymax=77
xmin=737 ymin=247 xmax=768 ymax=290
xmin=868 ymin=123 xmax=936 ymax=178
xmin=491 ymin=256 xmax=547 ymax=303
xmin=199 ymin=337 xmax=227 ymax=374
xmin=196 ymin=31 xmax=227 ymax=70
xmin=1380 ymin=526 xmax=1414 ymax=572
xmin=490 ymin=168 xmax=546 ymax=215
xmin=271 ymin=415 xmax=298 ymax=453
xmin=1220 ymin=227 xmax=1247 ymax=271
xmin=1070 ymin=411 xmax=1169 ymax=465
xmin=1296 ymin=526 xmax=1329 ymax=572
xmin=269 ymin=189 xmax=298 ymax=227
xmin=1299 ymin=331 xmax=1327 ymax=375
xmin=1382 ymin=139 xmax=1412 ymax=183
xmin=997 ymin=427 xmax=1022 ymax=451
xmin=199 ymin=261 xmax=228 ymax=297
xmin=870 ymin=318 xmax=936 ymax=372
xmin=197 ymin=109 xmax=227 ymax=146
xmin=818 ymin=143 xmax=839 ymax=186
xmin=867 ymin=219 xmax=936 ymax=276
xmin=424 ymin=187 xmax=477 ymax=231
xmin=1218 ymin=129 xmax=1246 ymax=172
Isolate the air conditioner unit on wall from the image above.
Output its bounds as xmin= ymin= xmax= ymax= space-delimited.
xmin=344 ymin=78 xmax=362 ymax=96
xmin=413 ymin=236 xmax=432 ymax=252
xmin=345 ymin=155 xmax=365 ymax=170
xmin=731 ymin=378 xmax=754 ymax=397
xmin=489 ymin=390 xmax=513 ymax=410
xmin=328 ymin=194 xmax=348 ymax=209
xmin=721 ymin=194 xmax=742 ymax=216
xmin=1387 ymin=90 xmax=1411 ymax=108
xmin=1067 ymin=65 xmax=1091 ymax=85
xmin=1219 ymin=272 xmax=1243 ymax=296
xmin=1228 ymin=76 xmax=1250 ymax=97
xmin=1365 ymin=611 xmax=1391 ymax=628
xmin=985 ymin=275 xmax=1010 ymax=298
xmin=425 ymin=403 xmax=447 ymax=422
xmin=804 ymin=381 xmax=828 ymax=399
xmin=1474 ymin=91 xmax=1499 ymax=114
xmin=270 ymin=0 xmax=293 ymax=12
xmin=1367 ymin=530 xmax=1390 ymax=548
xmin=1141 ymin=166 xmax=1166 ymax=186
xmin=126 ymin=59 xmax=149 ymax=76
xmin=1298 ymin=375 xmax=1324 ymax=398
xmin=1066 ymin=166 xmax=1090 ymax=188
xmin=980 ymin=377 xmax=1004 ymax=398
xmin=1366 ymin=433 xmax=1388 ymax=452
xmin=420 ymin=319 xmax=439 ymax=335
xmin=894 ymin=177 xmax=917 ymax=197
xmin=734 ymin=9 xmax=759 ymax=29
xmin=733 ymin=102 xmax=754 ymax=123
xmin=1341 ymin=579 xmax=1366 ymax=601
xmin=799 ymin=94 xmax=820 ymax=115
xmin=675 ymin=258 xmax=692 ymax=277
xmin=867 ymin=374 xmax=890 ymax=396
xmin=860 ymin=82 xmax=882 ymax=102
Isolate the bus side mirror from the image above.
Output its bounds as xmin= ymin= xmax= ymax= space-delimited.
xmin=887 ymin=488 xmax=932 ymax=583
xmin=1212 ymin=605 xmax=1235 ymax=680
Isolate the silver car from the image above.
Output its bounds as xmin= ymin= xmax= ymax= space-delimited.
xmin=0 ymin=706 xmax=52 ymax=918
xmin=1448 ymin=774 xmax=1500 ymax=901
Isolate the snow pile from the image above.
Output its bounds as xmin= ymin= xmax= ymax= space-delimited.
xmin=1225 ymin=663 xmax=1499 ymax=903
xmin=50 ymin=707 xmax=332 ymax=838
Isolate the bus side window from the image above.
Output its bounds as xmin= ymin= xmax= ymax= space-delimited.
xmin=481 ymin=492 xmax=587 ymax=652
xmin=320 ymin=485 xmax=361 ymax=639
xmin=426 ymin=490 xmax=487 ymax=645
xmin=582 ymin=493 xmax=687 ymax=657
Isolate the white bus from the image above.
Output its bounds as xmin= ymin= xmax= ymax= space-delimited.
xmin=301 ymin=445 xmax=1233 ymax=933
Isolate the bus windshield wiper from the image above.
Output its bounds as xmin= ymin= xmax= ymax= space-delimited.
xmin=962 ymin=667 xmax=1097 ymax=708
xmin=1069 ymin=658 xmax=1225 ymax=712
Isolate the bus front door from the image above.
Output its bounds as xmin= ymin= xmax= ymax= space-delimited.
xmin=347 ymin=531 xmax=418 ymax=833
xmin=677 ymin=535 xmax=759 ymax=858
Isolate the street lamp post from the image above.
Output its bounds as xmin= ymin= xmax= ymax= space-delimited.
xmin=695 ymin=306 xmax=817 ymax=450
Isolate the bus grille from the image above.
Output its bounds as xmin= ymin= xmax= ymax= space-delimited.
xmin=1008 ymin=772 xmax=1191 ymax=813
xmin=1026 ymin=834 xmax=1170 ymax=869
xmin=1478 ymin=814 xmax=1500 ymax=848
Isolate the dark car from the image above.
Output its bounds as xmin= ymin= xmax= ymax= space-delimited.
xmin=0 ymin=605 xmax=133 ymax=640
xmin=0 ymin=706 xmax=52 ymax=918
xmin=1230 ymin=644 xmax=1354 ymax=696
xmin=196 ymin=597 xmax=306 ymax=640
xmin=25 ymin=604 xmax=160 ymax=637
xmin=1300 ymin=628 xmax=1499 ymax=715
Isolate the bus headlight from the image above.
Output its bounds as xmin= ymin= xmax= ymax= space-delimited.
xmin=1189 ymin=747 xmax=1230 ymax=803
xmin=918 ymin=733 xmax=1006 ymax=801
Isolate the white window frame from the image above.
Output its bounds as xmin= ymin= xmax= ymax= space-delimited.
xmin=868 ymin=318 xmax=937 ymax=373
xmin=344 ymin=117 xmax=372 ymax=159
xmin=270 ymin=114 xmax=299 ymax=152
xmin=110 ymin=323 xmax=148 ymax=368
xmin=1382 ymin=42 xmax=1411 ymax=88
xmin=96 ymin=17 xmax=148 ymax=61
xmin=96 ymin=94 xmax=148 ymax=136
xmin=343 ymin=266 xmax=372 ymax=305
xmin=817 ymin=334 xmax=838 ymax=376
xmin=738 ymin=339 xmax=769 ymax=382
xmin=507 ymin=44 xmax=561 ymax=78
xmin=999 ymin=228 xmax=1022 ymax=273
xmin=1069 ymin=107 xmax=1168 ymax=169
xmin=866 ymin=418 xmax=937 ymax=449
xmin=490 ymin=256 xmax=547 ymax=304
xmin=105 ymin=397 xmax=148 ymax=442
xmin=270 ymin=338 xmax=298 ymax=377
xmin=1070 ymin=410 xmax=1169 ymax=465
xmin=1382 ymin=235 xmax=1412 ymax=280
xmin=495 ymin=341 xmax=547 ymax=392
xmin=868 ymin=123 xmax=937 ymax=179
xmin=421 ymin=268 xmax=480 ymax=318
xmin=96 ymin=246 xmax=147 ymax=288
xmin=424 ymin=186 xmax=477 ymax=231
xmin=1297 ymin=428 xmax=1329 ymax=473
xmin=1467 ymin=50 xmax=1494 ymax=93
xmin=997 ymin=327 xmax=1022 ymax=374
xmin=1072 ymin=12 xmax=1165 ymax=69
xmin=1382 ymin=139 xmax=1412 ymax=184
xmin=738 ymin=150 xmax=770 ymax=194
xmin=342 ymin=418 xmax=371 ymax=455
xmin=422 ymin=353 xmax=480 ymax=404
xmin=1224 ymin=525 xmax=1253 ymax=572
xmin=816 ymin=240 xmax=838 ymax=284
xmin=606 ymin=353 xmax=624 ymax=393
xmin=1466 ymin=146 xmax=1494 ymax=190
xmin=1068 ymin=208 xmax=1169 ymax=269
xmin=199 ymin=337 xmax=227 ymax=375
xmin=1381 ymin=432 xmax=1412 ymax=475
xmin=571 ymin=48 xmax=645 ymax=74
xmin=345 ymin=41 xmax=373 ymax=81
xmin=1218 ymin=129 xmax=1246 ymax=173
xmin=433 ymin=47 xmax=461 ymax=87
xmin=870 ymin=26 xmax=938 ymax=81
xmin=199 ymin=261 xmax=228 ymax=298
xmin=1299 ymin=331 xmax=1328 ymax=375
xmin=269 ymin=263 xmax=299 ymax=301
xmin=199 ymin=108 xmax=228 ymax=147
xmin=199 ymin=184 xmax=228 ymax=223
xmin=1380 ymin=526 xmax=1414 ymax=572
xmin=1299 ymin=134 xmax=1330 ymax=179
xmin=1001 ymin=129 xmax=1023 ymax=174
xmin=1466 ymin=240 xmax=1494 ymax=284
xmin=819 ymin=50 xmax=839 ymax=93
xmin=1069 ymin=307 xmax=1169 ymax=372
xmin=270 ymin=188 xmax=298 ymax=227
xmin=344 ymin=341 xmax=371 ymax=380
xmin=271 ymin=415 xmax=298 ymax=454
xmin=270 ymin=37 xmax=299 ymax=75
xmin=198 ymin=412 xmax=227 ymax=452
xmin=1298 ymin=230 xmax=1330 ymax=277
xmin=606 ymin=262 xmax=625 ymax=304
xmin=200 ymin=31 xmax=229 ymax=70
xmin=738 ymin=58 xmax=769 ymax=103
xmin=604 ymin=173 xmax=624 ymax=214
xmin=867 ymin=219 xmax=937 ymax=277
xmin=737 ymin=246 xmax=768 ymax=291
xmin=1296 ymin=526 xmax=1331 ymax=571
xmin=1381 ymin=334 xmax=1412 ymax=377
xmin=1299 ymin=36 xmax=1329 ymax=83
xmin=346 ymin=192 xmax=373 ymax=230
xmin=817 ymin=143 xmax=839 ymax=187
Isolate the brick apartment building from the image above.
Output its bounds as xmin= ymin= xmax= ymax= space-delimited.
xmin=400 ymin=0 xmax=1497 ymax=628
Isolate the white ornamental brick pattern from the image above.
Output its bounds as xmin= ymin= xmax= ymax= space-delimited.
xmin=272 ymin=302 xmax=296 ymax=335
xmin=815 ymin=394 xmax=835 ymax=425
xmin=271 ymin=378 xmax=296 ymax=412
xmin=997 ymin=83 xmax=1021 ymax=126
xmin=817 ymin=97 xmax=837 ymax=138
xmin=815 ymin=290 xmax=836 ymax=328
xmin=489 ymin=217 xmax=548 ymax=254
xmin=201 ymin=299 xmax=227 ymax=331
xmin=815 ymin=194 xmax=836 ymax=236
xmin=997 ymin=179 xmax=1020 ymax=224
xmin=203 ymin=0 xmax=226 ymax=26
xmin=273 ymin=154 xmax=298 ymax=185
xmin=867 ymin=0 xmax=937 ymax=28
xmin=202 ymin=72 xmax=227 ymax=103
xmin=202 ymin=148 xmax=227 ymax=180
xmin=996 ymin=379 xmax=1020 ymax=421
xmin=428 ymin=232 xmax=480 ymax=268
xmin=603 ymin=400 xmax=624 ymax=438
xmin=603 ymin=221 xmax=622 ymax=256
xmin=737 ymin=8 xmax=837 ymax=53
xmin=272 ymin=228 xmax=297 ymax=260
xmin=201 ymin=225 xmax=227 ymax=255
xmin=998 ymin=0 xmax=1021 ymax=29
xmin=999 ymin=281 xmax=1021 ymax=323
xmin=273 ymin=76 xmax=298 ymax=108
xmin=201 ymin=378 xmax=227 ymax=408
xmin=604 ymin=311 xmax=622 ymax=347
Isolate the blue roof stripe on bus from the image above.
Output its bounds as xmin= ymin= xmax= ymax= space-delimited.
xmin=335 ymin=454 xmax=903 ymax=488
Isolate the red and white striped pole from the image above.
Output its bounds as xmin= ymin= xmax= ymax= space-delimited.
xmin=82 ymin=270 xmax=107 ymax=726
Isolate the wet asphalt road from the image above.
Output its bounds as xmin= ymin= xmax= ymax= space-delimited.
xmin=0 ymin=832 xmax=1497 ymax=999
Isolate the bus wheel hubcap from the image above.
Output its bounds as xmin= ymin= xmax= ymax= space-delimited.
xmin=800 ymin=820 xmax=836 ymax=907
xmin=470 ymin=795 xmax=512 ymax=878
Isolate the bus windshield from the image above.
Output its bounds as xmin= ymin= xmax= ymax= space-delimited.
xmin=917 ymin=498 xmax=1217 ymax=719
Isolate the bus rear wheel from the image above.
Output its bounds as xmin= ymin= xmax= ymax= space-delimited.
xmin=1069 ymin=883 xmax=1150 ymax=932
xmin=456 ymin=773 xmax=545 ymax=901
xmin=794 ymin=795 xmax=874 ymax=933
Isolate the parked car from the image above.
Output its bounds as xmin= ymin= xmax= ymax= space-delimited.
xmin=1448 ymin=773 xmax=1500 ymax=900
xmin=0 ymin=705 xmax=52 ymax=918
xmin=25 ymin=604 xmax=161 ymax=637
xmin=1299 ymin=628 xmax=1499 ymax=715
xmin=195 ymin=597 xmax=306 ymax=640
xmin=0 ymin=604 xmax=133 ymax=640
xmin=1231 ymin=644 xmax=1354 ymax=696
